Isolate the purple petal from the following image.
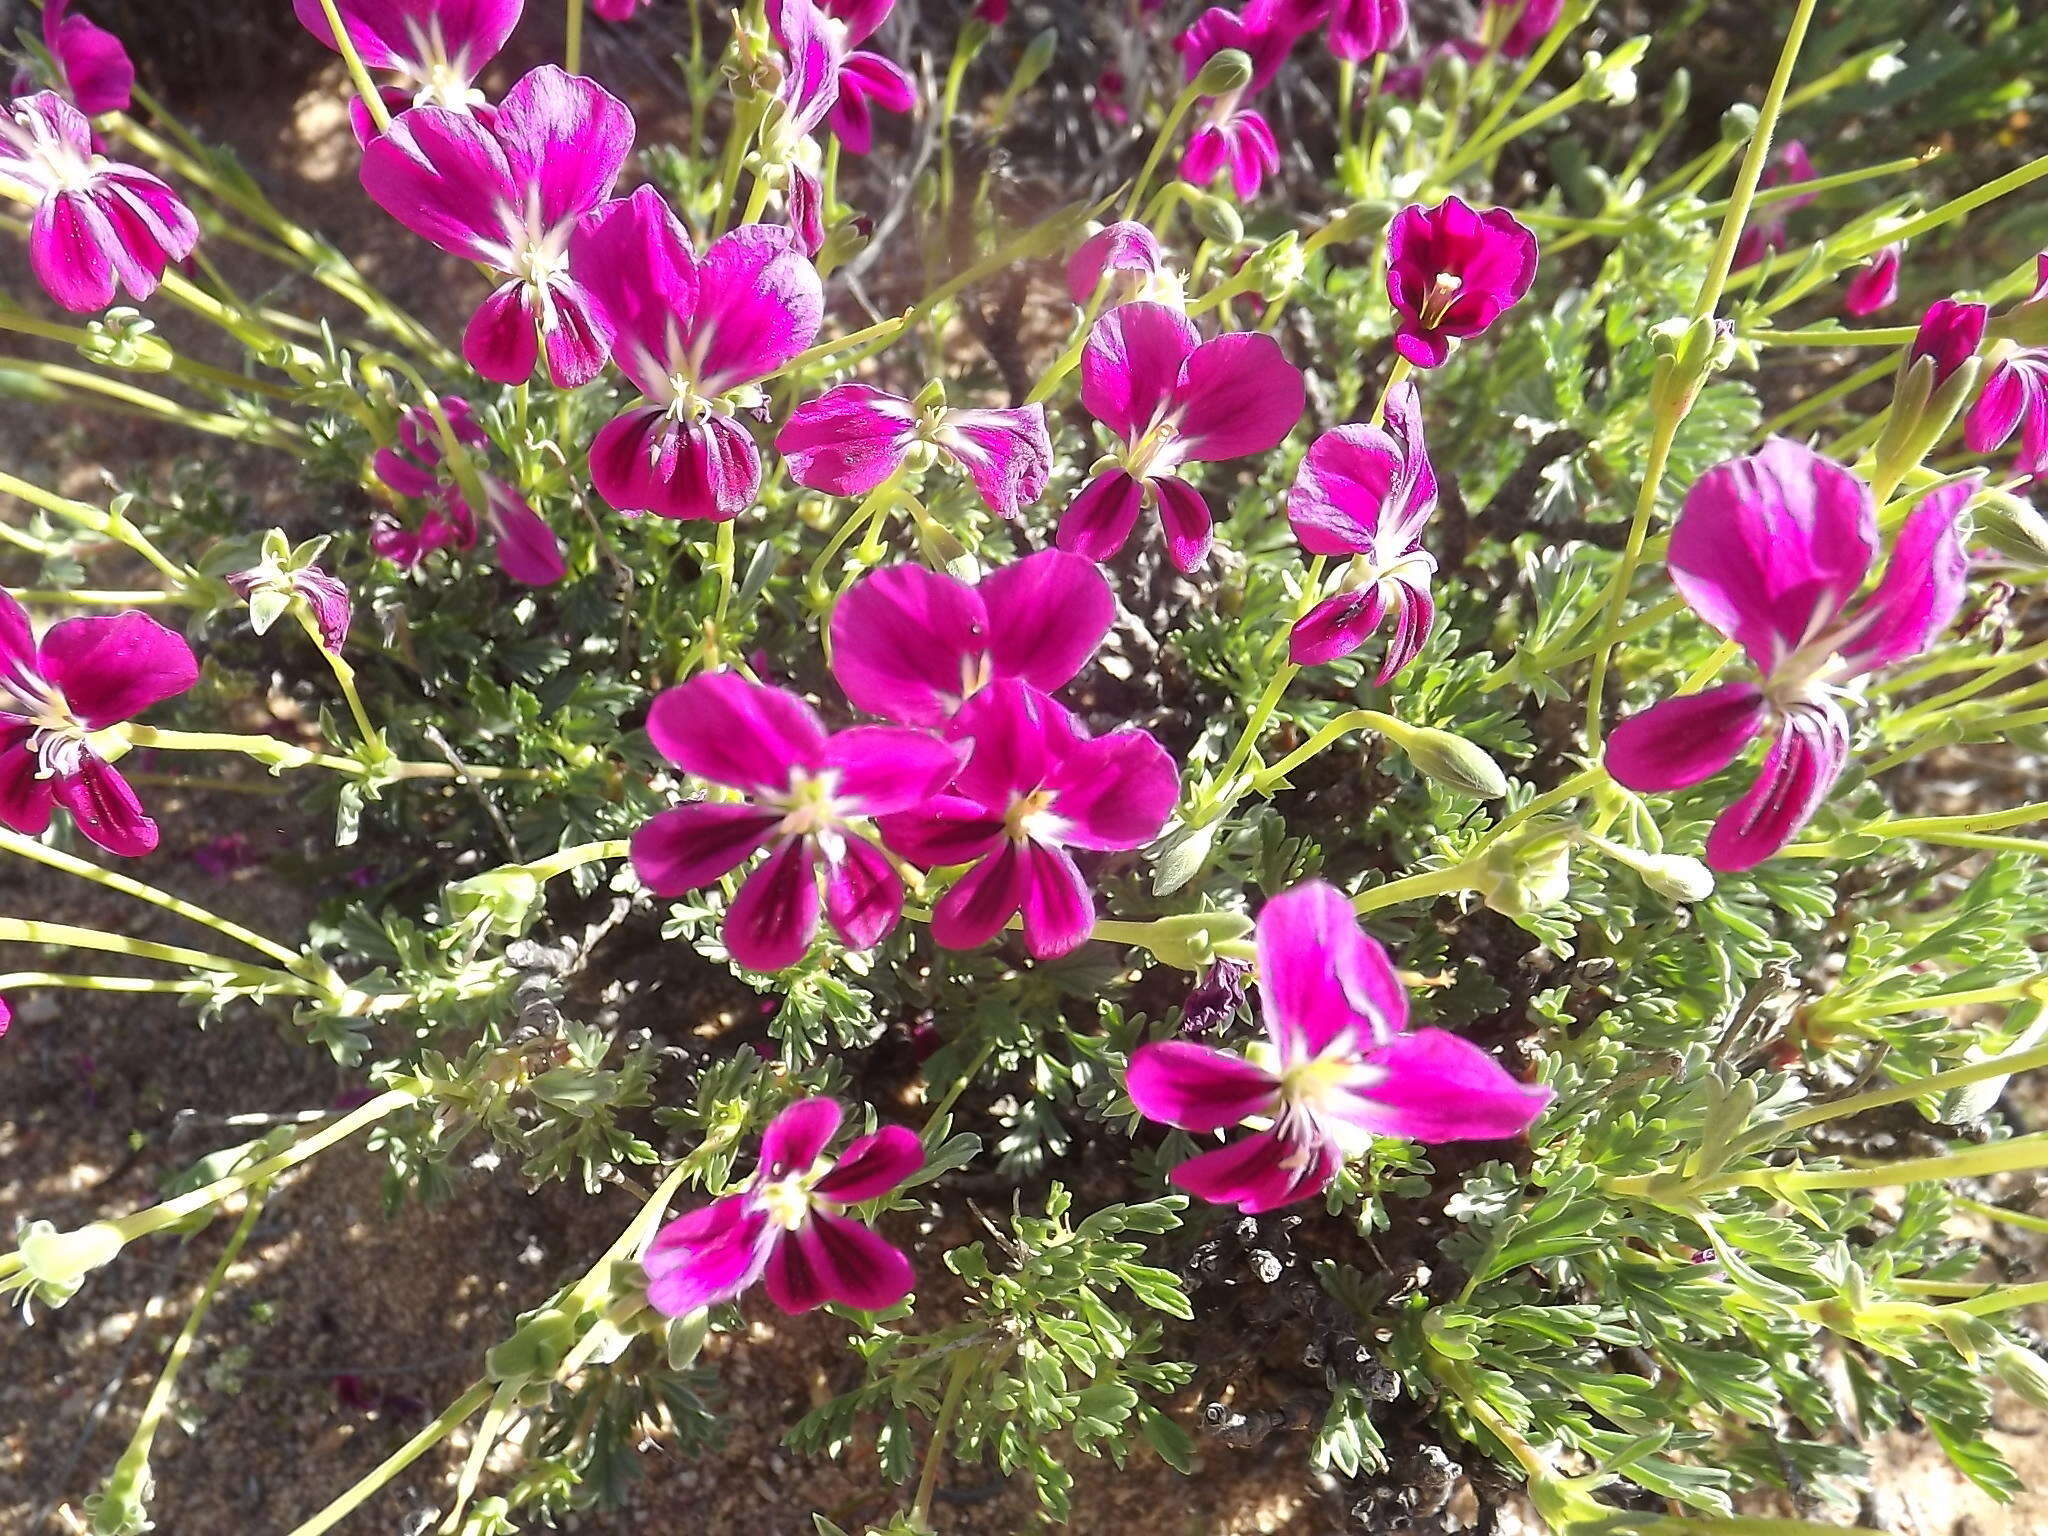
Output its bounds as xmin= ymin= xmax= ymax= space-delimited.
xmin=644 ymin=1195 xmax=775 ymax=1315
xmin=590 ymin=409 xmax=762 ymax=522
xmin=762 ymin=1096 xmax=844 ymax=1174
xmin=829 ymin=563 xmax=988 ymax=728
xmin=47 ymin=0 xmax=134 ymax=117
xmin=1671 ymin=438 xmax=1876 ymax=675
xmin=1152 ymin=475 xmax=1214 ymax=573
xmin=1341 ymin=1028 xmax=1551 ymax=1141
xmin=1289 ymin=586 xmax=1388 ymax=666
xmin=822 ymin=834 xmax=903 ymax=952
xmin=53 ymin=754 xmax=156 ymax=857
xmin=1066 ymin=221 xmax=1166 ymax=307
xmin=1057 ymin=470 xmax=1147 ymax=565
xmin=940 ymin=405 xmax=1054 ymax=518
xmin=725 ymin=837 xmax=822 ymax=971
xmin=693 ymin=224 xmax=826 ymax=395
xmin=1705 ymin=701 xmax=1851 ymax=872
xmin=1081 ymin=303 xmax=1198 ymax=444
xmin=631 ymin=802 xmax=780 ymax=895
xmin=538 ymin=277 xmax=614 ymax=388
xmin=1838 ymin=476 xmax=1974 ymax=674
xmin=1172 ymin=1127 xmax=1336 ymax=1213
xmin=979 ymin=550 xmax=1114 ymax=698
xmin=1126 ymin=1041 xmax=1281 ymax=1133
xmin=929 ymin=841 xmax=1031 ymax=950
xmin=1606 ymin=683 xmax=1769 ymax=793
xmin=822 ymin=724 xmax=963 ymax=815
xmin=0 ymin=735 xmax=56 ymax=838
xmin=1257 ymin=881 xmax=1407 ymax=1060
xmin=461 ymin=282 xmax=540 ymax=382
xmin=485 ymin=481 xmax=567 ymax=585
xmin=490 ymin=66 xmax=634 ymax=231
xmin=1043 ymin=725 xmax=1178 ymax=852
xmin=37 ymin=611 xmax=198 ymax=729
xmin=777 ymin=383 xmax=918 ymax=497
xmin=766 ymin=1212 xmax=914 ymax=1313
xmin=645 ymin=671 xmax=827 ymax=791
xmin=1288 ymin=421 xmax=1428 ymax=558
xmin=875 ymin=796 xmax=1007 ymax=868
xmin=767 ymin=0 xmax=846 ymax=139
xmin=944 ymin=680 xmax=1074 ymax=809
xmin=570 ymin=187 xmax=700 ymax=399
xmin=1019 ymin=840 xmax=1095 ymax=958
xmin=1171 ymin=330 xmax=1304 ymax=463
xmin=360 ymin=104 xmax=520 ymax=263
xmin=814 ymin=1124 xmax=923 ymax=1204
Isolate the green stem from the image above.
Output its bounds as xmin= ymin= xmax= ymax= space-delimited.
xmin=314 ymin=0 xmax=394 ymax=135
xmin=0 ymin=916 xmax=293 ymax=981
xmin=565 ymin=0 xmax=585 ymax=74
xmin=287 ymin=1382 xmax=496 ymax=1536
xmin=5 ymin=587 xmax=185 ymax=606
xmin=0 ymin=469 xmax=192 ymax=586
xmin=1776 ymin=1039 xmax=2048 ymax=1133
xmin=1250 ymin=708 xmax=1403 ymax=793
xmin=1125 ymin=80 xmax=1208 ymax=220
xmin=1351 ymin=861 xmax=1478 ymax=916
xmin=0 ymin=970 xmax=215 ymax=995
xmin=908 ymin=1347 xmax=978 ymax=1530
xmin=0 ymin=356 xmax=300 ymax=449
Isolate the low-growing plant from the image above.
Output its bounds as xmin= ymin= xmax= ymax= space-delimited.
xmin=4 ymin=0 xmax=2048 ymax=1531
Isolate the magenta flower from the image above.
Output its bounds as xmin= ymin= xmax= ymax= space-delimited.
xmin=770 ymin=0 xmax=846 ymax=139
xmin=1176 ymin=5 xmax=1295 ymax=91
xmin=572 ymin=187 xmax=823 ymax=521
xmin=1066 ymin=221 xmax=1176 ymax=308
xmin=227 ymin=562 xmax=354 ymax=655
xmin=643 ymin=1097 xmax=923 ymax=1316
xmin=814 ymin=0 xmax=916 ymax=154
xmin=360 ymin=65 xmax=630 ymax=386
xmin=1127 ymin=881 xmax=1550 ymax=1213
xmin=1060 ymin=302 xmax=1305 ymax=572
xmin=1966 ymin=344 xmax=2048 ymax=479
xmin=1606 ymin=440 xmax=1975 ymax=871
xmin=1909 ymin=298 xmax=1988 ymax=388
xmin=777 ymin=385 xmax=1051 ymax=517
xmin=294 ymin=0 xmax=520 ymax=113
xmin=372 ymin=396 xmax=565 ymax=584
xmin=829 ymin=551 xmax=1115 ymax=728
xmin=0 ymin=592 xmax=198 ymax=857
xmin=0 ymin=93 xmax=198 ymax=313
xmin=1181 ymin=107 xmax=1280 ymax=201
xmin=1843 ymin=242 xmax=1903 ymax=318
xmin=878 ymin=681 xmax=1178 ymax=959
xmin=1286 ymin=381 xmax=1438 ymax=676
xmin=1385 ymin=196 xmax=1538 ymax=368
xmin=1488 ymin=0 xmax=1563 ymax=59
xmin=1732 ymin=140 xmax=1815 ymax=271
xmin=1174 ymin=5 xmax=1292 ymax=198
xmin=631 ymin=671 xmax=959 ymax=972
xmin=41 ymin=0 xmax=134 ymax=117
xmin=1323 ymin=0 xmax=1406 ymax=60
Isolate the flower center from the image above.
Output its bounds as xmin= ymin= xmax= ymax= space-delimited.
xmin=1421 ymin=271 xmax=1464 ymax=327
xmin=1123 ymin=421 xmax=1182 ymax=482
xmin=771 ymin=768 xmax=848 ymax=840
xmin=757 ymin=1163 xmax=824 ymax=1231
xmin=957 ymin=649 xmax=994 ymax=705
xmin=1004 ymin=786 xmax=1063 ymax=844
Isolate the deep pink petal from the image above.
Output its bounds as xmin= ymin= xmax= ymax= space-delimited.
xmin=360 ymin=104 xmax=520 ymax=262
xmin=762 ymin=1096 xmax=844 ymax=1174
xmin=461 ymin=282 xmax=541 ymax=382
xmin=484 ymin=481 xmax=566 ymax=585
xmin=822 ymin=725 xmax=963 ymax=815
xmin=724 ymin=837 xmax=822 ymax=971
xmin=928 ymin=841 xmax=1030 ymax=950
xmin=47 ymin=2 xmax=134 ymax=117
xmin=1289 ymin=586 xmax=1388 ymax=667
xmin=1081 ymin=303 xmax=1198 ymax=444
xmin=768 ymin=0 xmax=846 ymax=139
xmin=37 ymin=611 xmax=198 ymax=728
xmin=1172 ymin=1127 xmax=1336 ymax=1213
xmin=1067 ymin=221 xmax=1166 ymax=307
xmin=1672 ymin=439 xmax=1875 ymax=674
xmin=1043 ymin=726 xmax=1178 ymax=852
xmin=1705 ymin=701 xmax=1851 ymax=872
xmin=1838 ymin=476 xmax=1974 ymax=674
xmin=631 ymin=802 xmax=781 ymax=895
xmin=940 ymin=405 xmax=1053 ymax=518
xmin=1338 ymin=1028 xmax=1551 ymax=1141
xmin=693 ymin=224 xmax=826 ymax=394
xmin=538 ymin=277 xmax=614 ymax=387
xmin=590 ymin=410 xmax=762 ymax=522
xmin=979 ymin=550 xmax=1114 ymax=698
xmin=1057 ymin=470 xmax=1147 ymax=565
xmin=766 ymin=1212 xmax=914 ymax=1313
xmin=1374 ymin=577 xmax=1434 ymax=685
xmin=1257 ymin=880 xmax=1407 ymax=1060
xmin=643 ymin=1195 xmax=776 ymax=1315
xmin=1287 ymin=420 xmax=1428 ymax=558
xmin=814 ymin=1125 xmax=922 ymax=1204
xmin=570 ymin=187 xmax=700 ymax=399
xmin=30 ymin=193 xmax=121 ymax=312
xmin=777 ymin=384 xmax=918 ymax=497
xmin=875 ymin=796 xmax=1007 ymax=868
xmin=1127 ymin=1042 xmax=1281 ymax=1133
xmin=1152 ymin=475 xmax=1214 ymax=572
xmin=1606 ymin=683 xmax=1769 ymax=793
xmin=53 ymin=754 xmax=156 ymax=856
xmin=1843 ymin=244 xmax=1902 ymax=318
xmin=945 ymin=681 xmax=1075 ymax=810
xmin=822 ymin=835 xmax=904 ymax=952
xmin=0 ymin=593 xmax=39 ymax=679
xmin=645 ymin=671 xmax=827 ymax=790
xmin=490 ymin=66 xmax=633 ymax=230
xmin=0 ymin=736 xmax=56 ymax=838
xmin=829 ymin=563 xmax=988 ymax=728
xmin=1170 ymin=324 xmax=1303 ymax=466
xmin=1019 ymin=840 xmax=1095 ymax=958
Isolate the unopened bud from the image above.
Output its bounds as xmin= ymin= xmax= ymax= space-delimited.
xmin=1194 ymin=48 xmax=1254 ymax=97
xmin=81 ymin=309 xmax=173 ymax=372
xmin=1582 ymin=38 xmax=1646 ymax=105
xmin=1972 ymin=489 xmax=2048 ymax=568
xmin=1140 ymin=909 xmax=1255 ymax=971
xmin=1995 ymin=1343 xmax=2048 ymax=1413
xmin=1720 ymin=103 xmax=1759 ymax=145
xmin=10 ymin=1220 xmax=126 ymax=1314
xmin=486 ymin=1305 xmax=581 ymax=1383
xmin=1660 ymin=68 xmax=1691 ymax=125
xmin=1474 ymin=824 xmax=1574 ymax=919
xmin=1392 ymin=724 xmax=1509 ymax=800
xmin=1186 ymin=189 xmax=1244 ymax=247
xmin=1013 ymin=28 xmax=1058 ymax=96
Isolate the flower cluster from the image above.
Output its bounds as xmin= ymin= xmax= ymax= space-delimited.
xmin=371 ymin=395 xmax=565 ymax=585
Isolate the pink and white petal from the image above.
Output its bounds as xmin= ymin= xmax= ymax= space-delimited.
xmin=828 ymin=563 xmax=987 ymax=728
xmin=643 ymin=1196 xmax=776 ymax=1316
xmin=1126 ymin=1041 xmax=1281 ymax=1133
xmin=0 ymin=592 xmax=37 ymax=678
xmin=1225 ymin=111 xmax=1280 ymax=201
xmin=1966 ymin=361 xmax=2031 ymax=453
xmin=1044 ymin=726 xmax=1178 ymax=852
xmin=588 ymin=407 xmax=678 ymax=516
xmin=0 ymin=734 xmax=57 ymax=838
xmin=1287 ymin=424 xmax=1405 ymax=557
xmin=1171 ymin=331 xmax=1305 ymax=463
xmin=1705 ymin=701 xmax=1850 ymax=872
xmin=1019 ymin=840 xmax=1095 ymax=958
xmin=822 ymin=834 xmax=904 ymax=952
xmin=813 ymin=1124 xmax=923 ymax=1204
xmin=761 ymin=1096 xmax=845 ymax=1175
xmin=29 ymin=193 xmax=121 ymax=312
xmin=1066 ymin=221 xmax=1165 ymax=307
xmin=693 ymin=224 xmax=826 ymax=394
xmin=569 ymin=187 xmax=700 ymax=399
xmin=1257 ymin=880 xmax=1408 ymax=1058
xmin=359 ymin=105 xmax=520 ymax=261
xmin=946 ymin=681 xmax=1075 ymax=811
xmin=53 ymin=755 xmax=156 ymax=857
xmin=1171 ymin=1128 xmax=1335 ymax=1213
xmin=777 ymin=384 xmax=919 ymax=497
xmin=769 ymin=1213 xmax=915 ymax=1313
xmin=1289 ymin=587 xmax=1387 ymax=667
xmin=38 ymin=611 xmax=198 ymax=728
xmin=875 ymin=796 xmax=1008 ymax=869
xmin=1080 ymin=302 xmax=1199 ymax=444
xmin=630 ymin=802 xmax=780 ymax=895
xmin=1671 ymin=438 xmax=1876 ymax=674
xmin=486 ymin=482 xmax=567 ymax=585
xmin=539 ymin=277 xmax=615 ymax=388
xmin=724 ymin=837 xmax=822 ymax=971
xmin=646 ymin=671 xmax=827 ymax=791
xmin=1056 ymin=471 xmax=1147 ymax=565
xmin=1337 ymin=1028 xmax=1551 ymax=1142
xmin=1838 ymin=475 xmax=1974 ymax=675
xmin=823 ymin=725 xmax=964 ymax=815
xmin=928 ymin=842 xmax=1031 ymax=950
xmin=941 ymin=405 xmax=1054 ymax=518
xmin=980 ymin=549 xmax=1114 ymax=696
xmin=1152 ymin=475 xmax=1215 ymax=572
xmin=1375 ymin=577 xmax=1433 ymax=685
xmin=490 ymin=66 xmax=635 ymax=229
xmin=1605 ymin=683 xmax=1769 ymax=794
xmin=463 ymin=283 xmax=544 ymax=385
xmin=767 ymin=0 xmax=846 ymax=139
xmin=841 ymin=51 xmax=917 ymax=113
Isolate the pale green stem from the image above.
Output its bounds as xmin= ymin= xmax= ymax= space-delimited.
xmin=0 ymin=916 xmax=290 ymax=981
xmin=565 ymin=0 xmax=585 ymax=73
xmin=908 ymin=1348 xmax=978 ymax=1530
xmin=0 ymin=469 xmax=192 ymax=586
xmin=5 ymin=587 xmax=185 ymax=606
xmin=122 ymin=725 xmax=541 ymax=782
xmin=1351 ymin=861 xmax=1479 ymax=916
xmin=315 ymin=0 xmax=394 ymax=134
xmin=0 ymin=357 xmax=300 ymax=449
xmin=286 ymin=1381 xmax=495 ymax=1536
xmin=0 ymin=970 xmax=215 ymax=995
xmin=1125 ymin=79 xmax=1209 ymax=220
xmin=1777 ymin=1039 xmax=2048 ymax=1133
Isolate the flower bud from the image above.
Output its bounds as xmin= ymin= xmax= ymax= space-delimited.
xmin=1389 ymin=724 xmax=1509 ymax=799
xmin=1473 ymin=824 xmax=1574 ymax=919
xmin=1659 ymin=67 xmax=1691 ymax=126
xmin=1140 ymin=909 xmax=1256 ymax=972
xmin=485 ymin=1305 xmax=582 ymax=1383
xmin=1581 ymin=38 xmax=1646 ymax=105
xmin=1874 ymin=300 xmax=1988 ymax=490
xmin=1719 ymin=103 xmax=1759 ymax=145
xmin=1194 ymin=47 xmax=1254 ymax=97
xmin=1185 ymin=189 xmax=1244 ymax=247
xmin=1972 ymin=488 xmax=2048 ymax=568
xmin=80 ymin=308 xmax=173 ymax=373
xmin=1012 ymin=28 xmax=1059 ymax=97
xmin=446 ymin=866 xmax=544 ymax=936
xmin=1995 ymin=1342 xmax=2048 ymax=1413
xmin=9 ymin=1219 xmax=126 ymax=1314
